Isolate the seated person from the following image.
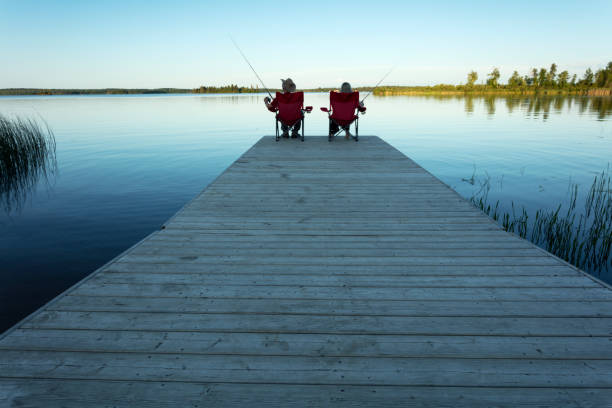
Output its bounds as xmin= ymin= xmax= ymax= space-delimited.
xmin=330 ymin=82 xmax=365 ymax=139
xmin=264 ymin=78 xmax=301 ymax=138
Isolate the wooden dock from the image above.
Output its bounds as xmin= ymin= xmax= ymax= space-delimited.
xmin=1 ymin=136 xmax=611 ymax=407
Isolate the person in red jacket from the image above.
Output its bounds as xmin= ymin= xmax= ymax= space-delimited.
xmin=264 ymin=78 xmax=301 ymax=138
xmin=329 ymin=82 xmax=365 ymax=139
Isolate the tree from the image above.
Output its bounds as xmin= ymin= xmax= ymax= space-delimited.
xmin=571 ymin=74 xmax=577 ymax=86
xmin=547 ymin=63 xmax=558 ymax=86
xmin=594 ymin=63 xmax=612 ymax=88
xmin=595 ymin=69 xmax=607 ymax=87
xmin=538 ymin=68 xmax=547 ymax=87
xmin=507 ymin=71 xmax=523 ymax=88
xmin=582 ymin=68 xmax=594 ymax=86
xmin=486 ymin=68 xmax=501 ymax=88
xmin=557 ymin=71 xmax=569 ymax=88
xmin=531 ymin=68 xmax=538 ymax=87
xmin=466 ymin=71 xmax=478 ymax=87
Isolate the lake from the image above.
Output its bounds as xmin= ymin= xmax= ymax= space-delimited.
xmin=1 ymin=93 xmax=611 ymax=332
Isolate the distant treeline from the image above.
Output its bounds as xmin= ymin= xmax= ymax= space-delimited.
xmin=193 ymin=85 xmax=374 ymax=94
xmin=375 ymin=62 xmax=612 ymax=95
xmin=2 ymin=62 xmax=610 ymax=96
xmin=0 ymin=88 xmax=192 ymax=96
xmin=0 ymin=85 xmax=372 ymax=96
xmin=194 ymin=85 xmax=267 ymax=94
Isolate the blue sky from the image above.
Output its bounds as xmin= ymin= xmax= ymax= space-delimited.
xmin=1 ymin=0 xmax=610 ymax=88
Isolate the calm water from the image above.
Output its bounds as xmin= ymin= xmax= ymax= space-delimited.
xmin=1 ymin=93 xmax=611 ymax=332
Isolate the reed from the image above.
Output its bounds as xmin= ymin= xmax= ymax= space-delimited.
xmin=471 ymin=168 xmax=611 ymax=275
xmin=0 ymin=113 xmax=56 ymax=212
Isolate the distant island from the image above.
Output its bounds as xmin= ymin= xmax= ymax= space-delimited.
xmin=1 ymin=62 xmax=610 ymax=96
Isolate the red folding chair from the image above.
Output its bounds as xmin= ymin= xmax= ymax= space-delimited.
xmin=320 ymin=91 xmax=366 ymax=142
xmin=267 ymin=92 xmax=313 ymax=142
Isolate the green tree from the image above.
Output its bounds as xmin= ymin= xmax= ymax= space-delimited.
xmin=466 ymin=71 xmax=478 ymax=87
xmin=571 ymin=74 xmax=577 ymax=86
xmin=486 ymin=67 xmax=501 ymax=88
xmin=557 ymin=71 xmax=569 ymax=88
xmin=546 ymin=63 xmax=558 ymax=86
xmin=594 ymin=69 xmax=607 ymax=87
xmin=507 ymin=71 xmax=523 ymax=88
xmin=582 ymin=68 xmax=594 ymax=86
xmin=538 ymin=68 xmax=547 ymax=87
xmin=594 ymin=63 xmax=612 ymax=88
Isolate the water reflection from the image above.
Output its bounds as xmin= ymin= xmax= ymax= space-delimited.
xmin=0 ymin=114 xmax=56 ymax=213
xmin=393 ymin=94 xmax=612 ymax=121
xmin=518 ymin=95 xmax=610 ymax=121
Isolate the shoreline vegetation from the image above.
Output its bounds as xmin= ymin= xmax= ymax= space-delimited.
xmin=470 ymin=168 xmax=611 ymax=276
xmin=0 ymin=86 xmax=349 ymax=96
xmin=2 ymin=62 xmax=610 ymax=97
xmin=0 ymin=114 xmax=56 ymax=213
xmin=375 ymin=62 xmax=612 ymax=96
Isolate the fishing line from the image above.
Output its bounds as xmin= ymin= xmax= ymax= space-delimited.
xmin=229 ymin=35 xmax=273 ymax=99
xmin=361 ymin=67 xmax=395 ymax=103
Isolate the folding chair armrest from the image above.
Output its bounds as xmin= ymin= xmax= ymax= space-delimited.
xmin=267 ymin=106 xmax=278 ymax=113
xmin=358 ymin=106 xmax=367 ymax=113
xmin=320 ymin=107 xmax=330 ymax=113
xmin=304 ymin=106 xmax=313 ymax=113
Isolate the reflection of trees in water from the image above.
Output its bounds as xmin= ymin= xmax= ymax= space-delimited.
xmin=470 ymin=95 xmax=612 ymax=120
xmin=384 ymin=94 xmax=612 ymax=120
xmin=553 ymin=96 xmax=564 ymax=112
xmin=484 ymin=96 xmax=496 ymax=115
xmin=505 ymin=97 xmax=519 ymax=114
xmin=464 ymin=96 xmax=474 ymax=114
xmin=578 ymin=96 xmax=589 ymax=115
xmin=0 ymin=114 xmax=56 ymax=213
xmin=590 ymin=97 xmax=612 ymax=120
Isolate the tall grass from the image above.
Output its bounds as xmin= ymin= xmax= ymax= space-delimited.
xmin=0 ymin=113 xmax=56 ymax=212
xmin=471 ymin=168 xmax=611 ymax=275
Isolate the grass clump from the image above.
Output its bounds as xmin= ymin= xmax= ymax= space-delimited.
xmin=0 ymin=113 xmax=56 ymax=212
xmin=471 ymin=168 xmax=611 ymax=275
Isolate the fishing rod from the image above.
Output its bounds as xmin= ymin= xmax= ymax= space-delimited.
xmin=229 ymin=36 xmax=273 ymax=99
xmin=361 ymin=67 xmax=395 ymax=103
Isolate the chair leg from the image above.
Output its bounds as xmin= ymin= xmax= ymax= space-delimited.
xmin=328 ymin=118 xmax=332 ymax=142
xmin=355 ymin=118 xmax=359 ymax=142
xmin=301 ymin=117 xmax=305 ymax=142
xmin=275 ymin=117 xmax=279 ymax=142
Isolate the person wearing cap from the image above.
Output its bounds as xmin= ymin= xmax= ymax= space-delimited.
xmin=264 ymin=78 xmax=301 ymax=138
xmin=329 ymin=82 xmax=365 ymax=139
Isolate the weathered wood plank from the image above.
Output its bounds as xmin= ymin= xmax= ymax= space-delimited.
xmin=154 ymin=229 xmax=522 ymax=239
xmin=20 ymin=311 xmax=612 ymax=336
xmin=2 ymin=351 xmax=612 ymax=387
xmin=48 ymin=296 xmax=612 ymax=317
xmin=103 ymin=262 xmax=579 ymax=276
xmin=90 ymin=272 xmax=599 ymax=288
xmin=117 ymin=254 xmax=564 ymax=266
xmin=73 ymin=282 xmax=611 ymax=301
xmin=128 ymin=247 xmax=551 ymax=260
xmin=4 ymin=329 xmax=612 ymax=359
xmin=3 ymin=380 xmax=612 ymax=408
xmin=143 ymin=237 xmax=535 ymax=249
